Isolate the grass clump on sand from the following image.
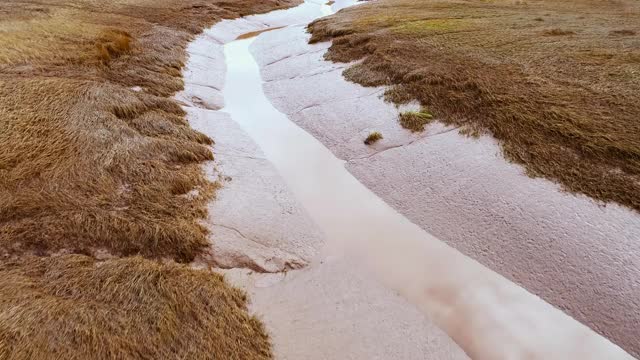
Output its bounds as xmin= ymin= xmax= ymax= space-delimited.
xmin=308 ymin=0 xmax=640 ymax=213
xmin=364 ymin=131 xmax=383 ymax=145
xmin=0 ymin=255 xmax=271 ymax=360
xmin=399 ymin=110 xmax=433 ymax=132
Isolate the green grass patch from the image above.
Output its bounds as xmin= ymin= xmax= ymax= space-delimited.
xmin=399 ymin=110 xmax=433 ymax=132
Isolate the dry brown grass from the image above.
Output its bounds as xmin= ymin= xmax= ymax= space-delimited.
xmin=364 ymin=131 xmax=383 ymax=145
xmin=309 ymin=0 xmax=640 ymax=212
xmin=543 ymin=28 xmax=576 ymax=36
xmin=0 ymin=0 xmax=299 ymax=261
xmin=0 ymin=0 xmax=301 ymax=357
xmin=0 ymin=255 xmax=271 ymax=360
xmin=610 ymin=29 xmax=636 ymax=36
xmin=0 ymin=77 xmax=215 ymax=261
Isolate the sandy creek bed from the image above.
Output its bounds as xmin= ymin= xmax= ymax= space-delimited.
xmin=176 ymin=0 xmax=637 ymax=358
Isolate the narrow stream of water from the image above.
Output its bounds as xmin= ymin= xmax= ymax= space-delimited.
xmin=219 ymin=16 xmax=496 ymax=335
xmin=216 ymin=3 xmax=630 ymax=358
xmin=222 ymin=36 xmax=441 ymax=259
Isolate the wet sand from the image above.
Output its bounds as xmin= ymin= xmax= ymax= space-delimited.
xmin=253 ymin=22 xmax=640 ymax=357
xmin=177 ymin=1 xmax=469 ymax=358
xmin=177 ymin=0 xmax=637 ymax=358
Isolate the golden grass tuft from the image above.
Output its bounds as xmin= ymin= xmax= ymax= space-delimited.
xmin=399 ymin=110 xmax=433 ymax=132
xmin=96 ymin=29 xmax=132 ymax=63
xmin=364 ymin=131 xmax=383 ymax=145
xmin=308 ymin=0 xmax=640 ymax=213
xmin=0 ymin=255 xmax=271 ymax=360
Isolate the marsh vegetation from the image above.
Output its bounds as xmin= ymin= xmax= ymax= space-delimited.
xmin=0 ymin=0 xmax=299 ymax=357
xmin=309 ymin=0 xmax=640 ymax=212
xmin=398 ymin=110 xmax=433 ymax=132
xmin=0 ymin=255 xmax=272 ymax=360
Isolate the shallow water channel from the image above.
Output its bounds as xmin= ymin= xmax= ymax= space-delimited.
xmin=222 ymin=24 xmax=442 ymax=263
xmin=214 ymin=1 xmax=632 ymax=358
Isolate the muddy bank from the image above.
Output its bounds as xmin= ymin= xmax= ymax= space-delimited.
xmin=178 ymin=0 xmax=635 ymax=358
xmin=177 ymin=1 xmax=468 ymax=358
xmin=222 ymin=258 xmax=466 ymax=360
xmin=187 ymin=107 xmax=323 ymax=272
xmin=253 ymin=23 xmax=640 ymax=356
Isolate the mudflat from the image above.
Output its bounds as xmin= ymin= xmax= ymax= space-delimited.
xmin=308 ymin=0 xmax=640 ymax=212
